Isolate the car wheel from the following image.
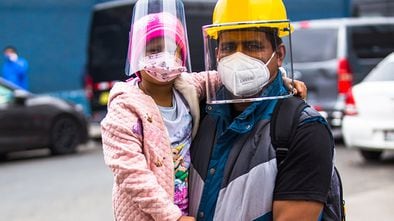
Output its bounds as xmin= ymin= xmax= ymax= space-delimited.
xmin=360 ymin=149 xmax=383 ymax=161
xmin=50 ymin=116 xmax=81 ymax=155
xmin=0 ymin=153 xmax=7 ymax=161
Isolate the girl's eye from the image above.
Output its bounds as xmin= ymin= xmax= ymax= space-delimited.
xmin=147 ymin=48 xmax=161 ymax=54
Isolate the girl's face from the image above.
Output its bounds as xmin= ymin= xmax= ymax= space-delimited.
xmin=139 ymin=37 xmax=184 ymax=85
xmin=145 ymin=37 xmax=183 ymax=61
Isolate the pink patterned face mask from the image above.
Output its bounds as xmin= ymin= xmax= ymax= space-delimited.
xmin=139 ymin=52 xmax=186 ymax=82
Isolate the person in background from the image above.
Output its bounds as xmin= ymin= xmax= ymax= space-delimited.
xmin=2 ymin=46 xmax=29 ymax=90
xmin=188 ymin=0 xmax=334 ymax=220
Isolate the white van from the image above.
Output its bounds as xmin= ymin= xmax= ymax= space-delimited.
xmin=288 ymin=17 xmax=394 ymax=138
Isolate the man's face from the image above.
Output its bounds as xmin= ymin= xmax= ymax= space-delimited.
xmin=3 ymin=49 xmax=15 ymax=57
xmin=217 ymin=30 xmax=281 ymax=81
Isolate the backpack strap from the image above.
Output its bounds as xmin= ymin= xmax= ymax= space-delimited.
xmin=270 ymin=96 xmax=308 ymax=166
xmin=271 ymin=97 xmax=347 ymax=221
xmin=335 ymin=166 xmax=347 ymax=221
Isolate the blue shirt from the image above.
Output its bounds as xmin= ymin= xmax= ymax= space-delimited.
xmin=2 ymin=56 xmax=29 ymax=89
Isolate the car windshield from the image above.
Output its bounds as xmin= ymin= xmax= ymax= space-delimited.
xmin=350 ymin=24 xmax=394 ymax=59
xmin=288 ymin=28 xmax=338 ymax=62
xmin=364 ymin=59 xmax=394 ymax=82
xmin=0 ymin=84 xmax=13 ymax=104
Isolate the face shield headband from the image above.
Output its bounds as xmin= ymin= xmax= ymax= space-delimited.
xmin=203 ymin=22 xmax=295 ymax=104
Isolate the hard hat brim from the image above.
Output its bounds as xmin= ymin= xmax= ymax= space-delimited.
xmin=203 ymin=20 xmax=294 ymax=39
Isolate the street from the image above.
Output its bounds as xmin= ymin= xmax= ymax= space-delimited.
xmin=335 ymin=142 xmax=394 ymax=221
xmin=0 ymin=141 xmax=393 ymax=221
xmin=0 ymin=142 xmax=113 ymax=221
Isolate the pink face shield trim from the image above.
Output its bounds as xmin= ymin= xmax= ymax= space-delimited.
xmin=126 ymin=12 xmax=188 ymax=76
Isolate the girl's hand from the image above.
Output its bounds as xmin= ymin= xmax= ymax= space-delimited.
xmin=292 ymin=79 xmax=307 ymax=100
xmin=178 ymin=216 xmax=196 ymax=221
xmin=283 ymin=77 xmax=307 ymax=100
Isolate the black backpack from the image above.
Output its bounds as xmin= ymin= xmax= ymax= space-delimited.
xmin=270 ymin=96 xmax=346 ymax=221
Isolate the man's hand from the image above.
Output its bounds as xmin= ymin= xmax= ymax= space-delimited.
xmin=178 ymin=216 xmax=196 ymax=221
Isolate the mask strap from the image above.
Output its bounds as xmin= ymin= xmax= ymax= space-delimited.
xmin=266 ymin=51 xmax=276 ymax=65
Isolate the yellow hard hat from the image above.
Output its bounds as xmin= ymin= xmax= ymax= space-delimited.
xmin=205 ymin=0 xmax=293 ymax=39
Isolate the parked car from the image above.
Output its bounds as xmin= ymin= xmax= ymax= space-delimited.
xmin=342 ymin=52 xmax=394 ymax=161
xmin=0 ymin=78 xmax=88 ymax=157
xmin=287 ymin=17 xmax=394 ymax=138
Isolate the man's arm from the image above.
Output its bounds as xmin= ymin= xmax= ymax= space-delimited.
xmin=273 ymin=200 xmax=323 ymax=221
xmin=273 ymin=118 xmax=334 ymax=221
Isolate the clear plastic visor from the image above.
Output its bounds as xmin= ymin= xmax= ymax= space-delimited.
xmin=125 ymin=0 xmax=191 ymax=76
xmin=203 ymin=21 xmax=295 ymax=104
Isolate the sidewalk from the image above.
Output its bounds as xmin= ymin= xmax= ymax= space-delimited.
xmin=346 ymin=184 xmax=394 ymax=221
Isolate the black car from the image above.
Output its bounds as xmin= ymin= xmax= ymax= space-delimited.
xmin=0 ymin=78 xmax=88 ymax=157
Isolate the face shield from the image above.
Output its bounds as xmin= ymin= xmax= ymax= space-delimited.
xmin=203 ymin=20 xmax=295 ymax=104
xmin=125 ymin=0 xmax=191 ymax=77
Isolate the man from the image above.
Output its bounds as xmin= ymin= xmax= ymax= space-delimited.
xmin=189 ymin=0 xmax=334 ymax=220
xmin=2 ymin=46 xmax=29 ymax=89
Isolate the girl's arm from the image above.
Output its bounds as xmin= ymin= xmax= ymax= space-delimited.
xmin=175 ymin=71 xmax=218 ymax=100
xmin=178 ymin=70 xmax=307 ymax=100
xmin=101 ymin=87 xmax=182 ymax=221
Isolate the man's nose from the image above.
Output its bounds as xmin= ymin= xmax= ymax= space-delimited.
xmin=235 ymin=43 xmax=244 ymax=53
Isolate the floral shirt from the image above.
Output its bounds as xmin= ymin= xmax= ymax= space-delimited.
xmin=158 ymin=89 xmax=192 ymax=215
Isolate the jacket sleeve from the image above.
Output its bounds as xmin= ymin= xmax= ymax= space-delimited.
xmin=176 ymin=71 xmax=220 ymax=100
xmin=101 ymin=91 xmax=182 ymax=221
xmin=18 ymin=58 xmax=29 ymax=73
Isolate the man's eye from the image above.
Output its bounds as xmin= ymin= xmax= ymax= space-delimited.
xmin=220 ymin=43 xmax=235 ymax=52
xmin=246 ymin=43 xmax=263 ymax=51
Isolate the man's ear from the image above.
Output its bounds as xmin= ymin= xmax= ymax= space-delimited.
xmin=215 ymin=47 xmax=219 ymax=63
xmin=276 ymin=44 xmax=286 ymax=66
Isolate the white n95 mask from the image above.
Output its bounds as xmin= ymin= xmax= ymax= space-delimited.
xmin=218 ymin=52 xmax=276 ymax=97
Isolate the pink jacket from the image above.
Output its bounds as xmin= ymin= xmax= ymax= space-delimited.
xmin=101 ymin=74 xmax=207 ymax=221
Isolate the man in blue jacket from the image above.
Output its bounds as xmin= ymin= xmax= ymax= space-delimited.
xmin=2 ymin=46 xmax=29 ymax=89
xmin=188 ymin=0 xmax=336 ymax=220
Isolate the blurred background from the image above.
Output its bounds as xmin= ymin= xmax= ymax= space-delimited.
xmin=0 ymin=0 xmax=393 ymax=220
